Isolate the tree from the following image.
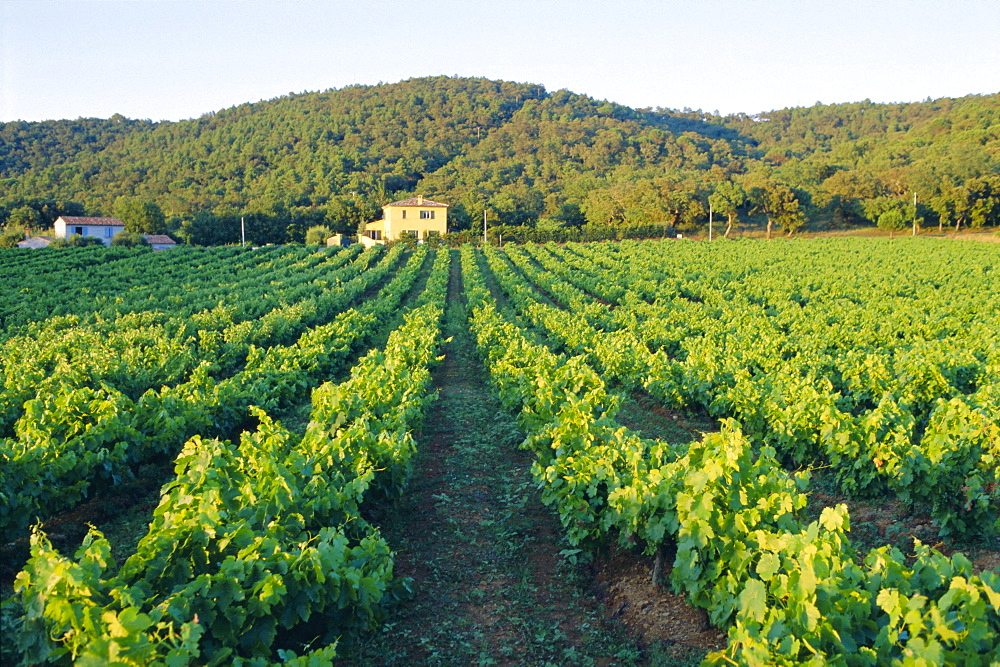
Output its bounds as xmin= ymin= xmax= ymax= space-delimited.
xmin=114 ymin=197 xmax=166 ymax=234
xmin=966 ymin=175 xmax=1000 ymax=228
xmin=861 ymin=196 xmax=904 ymax=226
xmin=817 ymin=170 xmax=883 ymax=227
xmin=544 ymin=202 xmax=587 ymax=228
xmin=0 ymin=225 xmax=25 ymax=248
xmin=178 ymin=211 xmax=237 ymax=246
xmin=708 ymin=181 xmax=746 ymax=238
xmin=928 ymin=193 xmax=951 ymax=233
xmin=7 ymin=205 xmax=42 ymax=231
xmin=775 ymin=195 xmax=806 ymax=236
xmin=486 ymin=186 xmax=545 ymax=227
xmin=877 ymin=209 xmax=907 ymax=237
xmin=325 ymin=195 xmax=378 ymax=235
xmin=581 ymin=186 xmax=627 ymax=226
xmin=929 ymin=185 xmax=972 ymax=233
xmin=743 ymin=173 xmax=805 ymax=238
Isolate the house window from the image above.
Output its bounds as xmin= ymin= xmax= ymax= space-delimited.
xmin=74 ymin=226 xmax=84 ymax=235
xmin=369 ymin=230 xmax=382 ymax=241
xmin=420 ymin=210 xmax=435 ymax=219
xmin=402 ymin=210 xmax=406 ymax=219
xmin=106 ymin=227 xmax=113 ymax=237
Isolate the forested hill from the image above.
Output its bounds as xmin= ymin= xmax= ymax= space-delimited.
xmin=1 ymin=76 xmax=998 ymax=244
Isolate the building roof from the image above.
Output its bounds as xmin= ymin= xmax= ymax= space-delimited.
xmin=57 ymin=216 xmax=125 ymax=226
xmin=16 ymin=236 xmax=52 ymax=249
xmin=384 ymin=196 xmax=449 ymax=208
xmin=144 ymin=235 xmax=176 ymax=245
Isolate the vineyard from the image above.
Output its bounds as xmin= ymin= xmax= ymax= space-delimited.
xmin=0 ymin=238 xmax=998 ymax=665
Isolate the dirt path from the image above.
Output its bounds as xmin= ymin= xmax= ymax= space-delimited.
xmin=347 ymin=259 xmax=631 ymax=664
xmin=344 ymin=257 xmax=722 ymax=666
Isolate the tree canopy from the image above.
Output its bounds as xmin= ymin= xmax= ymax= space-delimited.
xmin=113 ymin=196 xmax=166 ymax=234
xmin=2 ymin=77 xmax=998 ymax=243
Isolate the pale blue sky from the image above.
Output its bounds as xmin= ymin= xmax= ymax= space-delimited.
xmin=1 ymin=0 xmax=998 ymax=122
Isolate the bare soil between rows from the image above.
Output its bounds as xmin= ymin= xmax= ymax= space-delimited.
xmin=345 ymin=261 xmax=719 ymax=665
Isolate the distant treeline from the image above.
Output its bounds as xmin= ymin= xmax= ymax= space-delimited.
xmin=1 ymin=76 xmax=998 ymax=245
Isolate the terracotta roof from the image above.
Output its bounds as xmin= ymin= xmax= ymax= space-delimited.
xmin=144 ymin=235 xmax=176 ymax=245
xmin=57 ymin=216 xmax=125 ymax=226
xmin=384 ymin=196 xmax=449 ymax=208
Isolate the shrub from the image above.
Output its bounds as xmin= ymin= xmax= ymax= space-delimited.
xmin=0 ymin=225 xmax=26 ymax=249
xmin=50 ymin=234 xmax=105 ymax=248
xmin=305 ymin=225 xmax=333 ymax=245
xmin=111 ymin=232 xmax=151 ymax=247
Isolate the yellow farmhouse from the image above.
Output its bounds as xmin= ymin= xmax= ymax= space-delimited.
xmin=363 ymin=195 xmax=448 ymax=245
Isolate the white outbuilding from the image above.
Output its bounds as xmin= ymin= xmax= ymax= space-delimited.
xmin=144 ymin=234 xmax=177 ymax=250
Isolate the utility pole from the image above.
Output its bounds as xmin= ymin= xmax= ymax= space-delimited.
xmin=241 ymin=216 xmax=246 ymax=246
xmin=483 ymin=209 xmax=487 ymax=246
xmin=708 ymin=201 xmax=713 ymax=242
xmin=912 ymin=191 xmax=918 ymax=237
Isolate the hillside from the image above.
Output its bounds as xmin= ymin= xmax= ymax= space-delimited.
xmin=1 ymin=76 xmax=998 ymax=243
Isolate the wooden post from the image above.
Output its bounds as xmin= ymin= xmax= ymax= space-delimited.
xmin=708 ymin=201 xmax=713 ymax=241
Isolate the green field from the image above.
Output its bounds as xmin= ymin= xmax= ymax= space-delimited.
xmin=1 ymin=238 xmax=998 ymax=665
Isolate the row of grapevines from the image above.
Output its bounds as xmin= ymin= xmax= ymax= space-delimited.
xmin=548 ymin=239 xmax=998 ymax=373
xmin=0 ymin=245 xmax=429 ymax=543
xmin=0 ymin=245 xmax=342 ymax=335
xmin=0 ymin=243 xmax=395 ymax=491
xmin=10 ymin=281 xmax=448 ymax=665
xmin=521 ymin=241 xmax=627 ymax=304
xmin=489 ymin=243 xmax=670 ymax=393
xmin=12 ymin=244 xmax=366 ymax=327
xmin=0 ymin=245 xmax=384 ymax=438
xmin=509 ymin=240 xmax=1000 ymax=540
xmin=462 ymin=245 xmax=1000 ymax=665
xmin=0 ymin=242 xmax=390 ymax=436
